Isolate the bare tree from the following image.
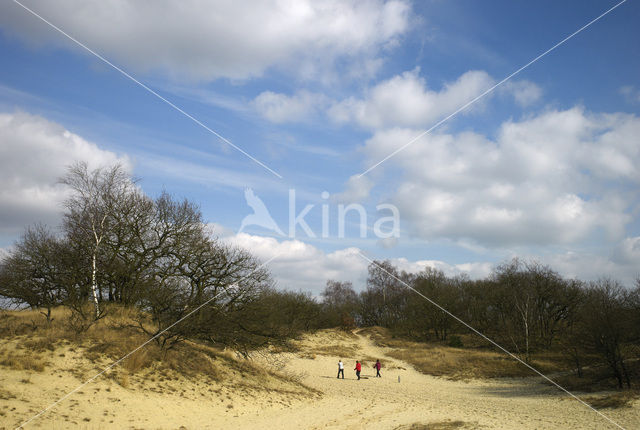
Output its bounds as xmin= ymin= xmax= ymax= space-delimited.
xmin=363 ymin=260 xmax=409 ymax=327
xmin=490 ymin=259 xmax=577 ymax=362
xmin=136 ymin=192 xmax=272 ymax=351
xmin=321 ymin=280 xmax=359 ymax=328
xmin=579 ymin=279 xmax=633 ymax=388
xmin=0 ymin=224 xmax=66 ymax=322
xmin=409 ymin=268 xmax=461 ymax=341
xmin=60 ymin=162 xmax=136 ymax=318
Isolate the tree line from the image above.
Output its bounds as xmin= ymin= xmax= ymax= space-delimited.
xmin=321 ymin=259 xmax=640 ymax=389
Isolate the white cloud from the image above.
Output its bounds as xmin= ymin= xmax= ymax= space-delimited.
xmin=360 ymin=107 xmax=640 ymax=247
xmin=222 ymin=232 xmax=496 ymax=294
xmin=222 ymin=230 xmax=640 ymax=293
xmin=328 ymin=69 xmax=542 ymax=130
xmin=332 ymin=175 xmax=374 ymax=203
xmin=252 ymin=90 xmax=327 ymax=123
xmin=620 ymin=85 xmax=640 ymax=104
xmin=0 ymin=246 xmax=11 ymax=259
xmin=224 ymin=233 xmax=367 ymax=293
xmin=538 ymin=242 xmax=640 ymax=287
xmin=0 ymin=0 xmax=411 ymax=82
xmin=0 ymin=111 xmax=128 ymax=240
xmin=207 ymin=222 xmax=236 ymax=239
xmin=501 ymin=80 xmax=542 ymax=107
xmin=391 ymin=257 xmax=493 ymax=280
xmin=612 ymin=236 xmax=640 ymax=266
xmin=329 ymin=69 xmax=494 ymax=129
xmin=377 ymin=236 xmax=398 ymax=249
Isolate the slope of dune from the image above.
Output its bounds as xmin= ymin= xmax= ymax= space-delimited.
xmin=1 ymin=323 xmax=639 ymax=429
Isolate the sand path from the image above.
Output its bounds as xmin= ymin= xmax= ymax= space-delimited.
xmin=233 ymin=330 xmax=639 ymax=430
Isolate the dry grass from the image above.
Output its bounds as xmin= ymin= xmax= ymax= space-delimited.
xmin=0 ymin=353 xmax=46 ymax=372
xmin=556 ymin=359 xmax=640 ymax=392
xmin=360 ymin=355 xmax=400 ymax=371
xmin=115 ymin=370 xmax=130 ymax=388
xmin=0 ymin=388 xmax=17 ymax=400
xmin=389 ymin=345 xmax=565 ymax=379
xmin=585 ymin=391 xmax=639 ymax=409
xmin=359 ymin=326 xmax=397 ymax=347
xmin=84 ymin=325 xmax=157 ymax=373
xmin=297 ymin=352 xmax=317 ymax=359
xmin=0 ymin=307 xmax=70 ymax=338
xmin=308 ymin=344 xmax=359 ymax=358
xmin=122 ymin=349 xmax=153 ymax=374
xmin=159 ymin=343 xmax=223 ymax=381
xmin=364 ymin=327 xmax=640 ymax=393
xmin=22 ymin=334 xmax=59 ymax=352
xmin=362 ymin=326 xmax=564 ymax=380
xmin=394 ymin=420 xmax=471 ymax=429
xmin=0 ymin=307 xmax=318 ymax=399
xmin=295 ymin=328 xmax=361 ymax=359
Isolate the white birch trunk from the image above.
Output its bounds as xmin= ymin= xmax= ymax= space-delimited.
xmin=92 ymin=251 xmax=100 ymax=318
xmin=524 ymin=312 xmax=530 ymax=363
xmin=517 ymin=298 xmax=531 ymax=363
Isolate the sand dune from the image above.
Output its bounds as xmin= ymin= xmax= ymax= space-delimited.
xmin=1 ymin=329 xmax=638 ymax=429
xmin=248 ymin=329 xmax=639 ymax=429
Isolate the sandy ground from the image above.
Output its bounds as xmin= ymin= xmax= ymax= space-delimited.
xmin=2 ymin=330 xmax=639 ymax=429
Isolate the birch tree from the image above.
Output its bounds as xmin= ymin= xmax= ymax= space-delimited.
xmin=60 ymin=162 xmax=135 ymax=318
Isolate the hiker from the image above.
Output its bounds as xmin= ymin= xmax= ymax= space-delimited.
xmin=373 ymin=359 xmax=382 ymax=377
xmin=337 ymin=359 xmax=344 ymax=379
xmin=354 ymin=360 xmax=361 ymax=380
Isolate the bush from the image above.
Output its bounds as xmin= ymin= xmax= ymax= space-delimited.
xmin=448 ymin=335 xmax=463 ymax=348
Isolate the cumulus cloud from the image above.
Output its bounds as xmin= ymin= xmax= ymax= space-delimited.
xmin=329 ymin=69 xmax=494 ymax=129
xmin=612 ymin=236 xmax=640 ymax=266
xmin=501 ymin=80 xmax=542 ymax=107
xmin=0 ymin=0 xmax=411 ymax=82
xmin=360 ymin=107 xmax=640 ymax=247
xmin=332 ymin=174 xmax=374 ymax=203
xmin=252 ymin=90 xmax=327 ymax=123
xmin=377 ymin=236 xmax=398 ymax=249
xmin=0 ymin=111 xmax=128 ymax=241
xmin=538 ymin=242 xmax=640 ymax=287
xmin=223 ymin=233 xmax=367 ymax=293
xmin=222 ymin=232 xmax=496 ymax=294
xmin=328 ymin=69 xmax=542 ymax=130
xmin=250 ymin=68 xmax=541 ymax=127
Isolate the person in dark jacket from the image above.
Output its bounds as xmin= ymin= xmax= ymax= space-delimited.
xmin=373 ymin=359 xmax=382 ymax=377
xmin=354 ymin=360 xmax=362 ymax=380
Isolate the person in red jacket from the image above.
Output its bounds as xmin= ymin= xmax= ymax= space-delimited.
xmin=373 ymin=359 xmax=382 ymax=377
xmin=354 ymin=360 xmax=362 ymax=380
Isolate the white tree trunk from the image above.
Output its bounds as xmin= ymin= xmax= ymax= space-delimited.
xmin=91 ymin=252 xmax=100 ymax=318
xmin=515 ymin=295 xmax=531 ymax=363
xmin=519 ymin=300 xmax=530 ymax=363
xmin=524 ymin=314 xmax=530 ymax=362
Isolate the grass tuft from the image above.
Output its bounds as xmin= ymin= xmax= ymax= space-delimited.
xmin=585 ymin=391 xmax=639 ymax=409
xmin=0 ymin=354 xmax=46 ymax=372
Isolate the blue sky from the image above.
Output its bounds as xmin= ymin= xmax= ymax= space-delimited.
xmin=1 ymin=0 xmax=639 ymax=293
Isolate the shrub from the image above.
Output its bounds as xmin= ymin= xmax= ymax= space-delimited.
xmin=448 ymin=335 xmax=463 ymax=348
